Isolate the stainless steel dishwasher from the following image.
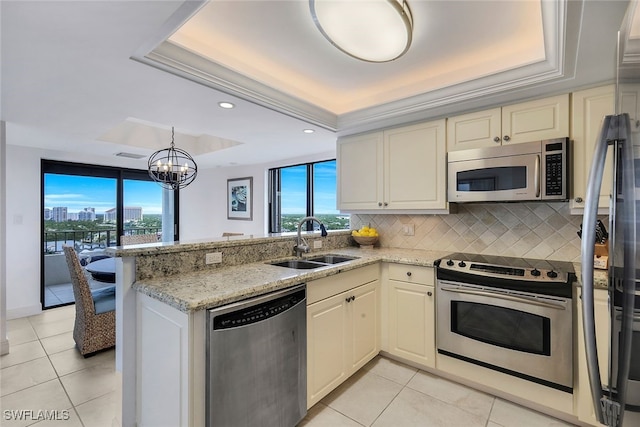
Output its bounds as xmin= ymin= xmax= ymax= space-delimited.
xmin=206 ymin=284 xmax=307 ymax=427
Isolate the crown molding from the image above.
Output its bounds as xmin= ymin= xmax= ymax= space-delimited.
xmin=132 ymin=0 xmax=578 ymax=135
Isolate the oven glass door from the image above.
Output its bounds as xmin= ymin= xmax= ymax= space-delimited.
xmin=448 ymin=153 xmax=540 ymax=202
xmin=612 ymin=306 xmax=640 ymax=407
xmin=437 ymin=280 xmax=573 ymax=391
xmin=452 ymin=301 xmax=550 ymax=356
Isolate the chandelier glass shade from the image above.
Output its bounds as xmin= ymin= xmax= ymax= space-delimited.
xmin=310 ymin=0 xmax=413 ymax=63
xmin=148 ymin=127 xmax=198 ymax=190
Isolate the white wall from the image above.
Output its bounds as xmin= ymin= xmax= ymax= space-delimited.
xmin=4 ymin=139 xmax=335 ymax=318
xmin=179 ymin=151 xmax=336 ymax=240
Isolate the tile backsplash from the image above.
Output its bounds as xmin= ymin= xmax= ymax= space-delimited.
xmin=351 ymin=203 xmax=601 ymax=262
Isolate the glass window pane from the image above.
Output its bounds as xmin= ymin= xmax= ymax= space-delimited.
xmin=313 ymin=160 xmax=349 ymax=230
xmin=280 ymin=165 xmax=307 ymax=231
xmin=43 ymin=174 xmax=117 ymax=308
xmin=123 ymin=179 xmax=163 ymax=241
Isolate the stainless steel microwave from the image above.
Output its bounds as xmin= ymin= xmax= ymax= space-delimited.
xmin=447 ymin=138 xmax=569 ymax=202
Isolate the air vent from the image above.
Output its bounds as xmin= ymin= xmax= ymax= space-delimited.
xmin=115 ymin=152 xmax=146 ymax=159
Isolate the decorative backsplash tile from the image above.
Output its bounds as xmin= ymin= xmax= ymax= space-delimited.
xmin=351 ymin=203 xmax=602 ymax=262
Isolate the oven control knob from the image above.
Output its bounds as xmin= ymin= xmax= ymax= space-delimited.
xmin=531 ymin=268 xmax=541 ymax=277
xmin=446 ymin=259 xmax=454 ymax=266
xmin=458 ymin=261 xmax=466 ymax=267
xmin=547 ymin=270 xmax=558 ymax=278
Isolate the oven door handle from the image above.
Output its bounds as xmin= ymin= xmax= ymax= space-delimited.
xmin=439 ymin=286 xmax=568 ymax=310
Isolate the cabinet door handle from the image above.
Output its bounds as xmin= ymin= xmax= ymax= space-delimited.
xmin=493 ymin=136 xmax=501 ymax=143
xmin=378 ymin=202 xmax=383 ymax=207
xmin=383 ymin=202 xmax=388 ymax=207
xmin=427 ymin=291 xmax=433 ymax=297
xmin=406 ymin=271 xmax=412 ymax=277
xmin=345 ymin=296 xmax=355 ymax=303
xmin=503 ymin=135 xmax=511 ymax=142
xmin=575 ymin=197 xmax=583 ymax=203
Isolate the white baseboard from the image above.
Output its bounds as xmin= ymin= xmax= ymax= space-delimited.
xmin=7 ymin=304 xmax=42 ymax=320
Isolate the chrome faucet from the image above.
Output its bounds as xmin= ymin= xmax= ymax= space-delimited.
xmin=294 ymin=216 xmax=328 ymax=257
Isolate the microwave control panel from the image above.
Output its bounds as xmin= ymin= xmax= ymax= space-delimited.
xmin=542 ymin=138 xmax=569 ymax=200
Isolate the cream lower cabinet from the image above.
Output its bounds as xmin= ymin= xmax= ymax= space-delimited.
xmin=137 ymin=293 xmax=206 ymax=427
xmin=575 ymin=287 xmax=610 ymax=426
xmin=571 ymin=85 xmax=615 ymax=213
xmin=385 ymin=263 xmax=435 ymax=368
xmin=337 ymin=119 xmax=447 ymax=212
xmin=306 ymin=265 xmax=380 ymax=408
xmin=447 ymin=94 xmax=570 ymax=151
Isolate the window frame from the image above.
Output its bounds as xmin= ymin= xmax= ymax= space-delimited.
xmin=268 ymin=159 xmax=345 ymax=233
xmin=41 ymin=159 xmax=180 ymax=309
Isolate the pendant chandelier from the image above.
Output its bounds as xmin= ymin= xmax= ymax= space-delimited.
xmin=148 ymin=127 xmax=198 ymax=190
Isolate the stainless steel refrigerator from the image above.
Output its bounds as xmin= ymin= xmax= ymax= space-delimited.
xmin=581 ymin=111 xmax=639 ymax=427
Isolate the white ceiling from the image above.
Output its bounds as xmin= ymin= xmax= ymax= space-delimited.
xmin=0 ymin=0 xmax=635 ymax=169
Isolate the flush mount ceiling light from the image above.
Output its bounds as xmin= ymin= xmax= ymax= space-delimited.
xmin=218 ymin=101 xmax=235 ymax=109
xmin=148 ymin=127 xmax=198 ymax=190
xmin=310 ymin=0 xmax=413 ymax=63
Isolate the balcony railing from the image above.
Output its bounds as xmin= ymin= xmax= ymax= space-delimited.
xmin=44 ymin=227 xmax=161 ymax=254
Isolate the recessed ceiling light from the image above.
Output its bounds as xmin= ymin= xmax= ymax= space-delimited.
xmin=218 ymin=102 xmax=235 ymax=109
xmin=303 ymin=129 xmax=315 ymax=134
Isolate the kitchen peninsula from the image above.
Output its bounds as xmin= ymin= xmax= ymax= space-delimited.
xmin=107 ymin=232 xmax=604 ymax=427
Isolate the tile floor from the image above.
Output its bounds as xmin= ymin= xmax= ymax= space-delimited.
xmin=299 ymin=356 xmax=577 ymax=427
xmin=2 ymin=305 xmax=576 ymax=427
xmin=1 ymin=305 xmax=116 ymax=427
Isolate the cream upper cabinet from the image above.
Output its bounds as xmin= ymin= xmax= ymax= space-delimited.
xmin=446 ymin=108 xmax=502 ymax=150
xmin=337 ymin=132 xmax=384 ymax=210
xmin=306 ymin=265 xmax=380 ymax=408
xmin=447 ymin=94 xmax=570 ymax=151
xmin=385 ymin=263 xmax=435 ymax=368
xmin=337 ymin=119 xmax=447 ymax=211
xmin=571 ymin=85 xmax=615 ymax=213
xmin=619 ymin=83 xmax=640 ymax=134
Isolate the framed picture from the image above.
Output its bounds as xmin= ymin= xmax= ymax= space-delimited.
xmin=227 ymin=177 xmax=253 ymax=220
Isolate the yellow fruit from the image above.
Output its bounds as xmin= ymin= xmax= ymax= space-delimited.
xmin=352 ymin=230 xmax=361 ymax=236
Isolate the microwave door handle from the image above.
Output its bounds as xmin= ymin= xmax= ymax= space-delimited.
xmin=439 ymin=286 xmax=567 ymax=310
xmin=535 ymin=154 xmax=541 ymax=198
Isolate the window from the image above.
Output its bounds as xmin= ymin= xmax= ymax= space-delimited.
xmin=268 ymin=159 xmax=349 ymax=233
xmin=41 ymin=160 xmax=179 ymax=309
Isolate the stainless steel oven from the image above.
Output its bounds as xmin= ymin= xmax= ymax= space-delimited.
xmin=435 ymin=253 xmax=576 ymax=393
xmin=611 ymin=288 xmax=640 ymax=410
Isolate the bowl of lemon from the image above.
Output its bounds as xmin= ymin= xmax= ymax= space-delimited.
xmin=351 ymin=225 xmax=379 ymax=248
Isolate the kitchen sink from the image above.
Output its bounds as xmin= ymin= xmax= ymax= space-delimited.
xmin=307 ymin=254 xmax=359 ymax=264
xmin=269 ymin=259 xmax=329 ymax=269
xmin=268 ymin=254 xmax=359 ymax=270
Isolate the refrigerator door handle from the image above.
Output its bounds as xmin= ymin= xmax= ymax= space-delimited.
xmin=581 ymin=115 xmax=614 ymax=425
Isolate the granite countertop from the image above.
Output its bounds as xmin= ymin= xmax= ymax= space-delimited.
xmin=132 ymin=245 xmax=605 ymax=313
xmin=132 ymin=247 xmax=450 ymax=313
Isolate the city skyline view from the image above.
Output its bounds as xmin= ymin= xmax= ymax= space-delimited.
xmin=44 ymin=174 xmax=163 ymax=216
xmin=44 ymin=160 xmax=340 ymax=219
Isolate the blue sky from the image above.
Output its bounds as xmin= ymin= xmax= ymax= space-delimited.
xmin=44 ymin=174 xmax=163 ymax=215
xmin=281 ymin=160 xmax=338 ymax=214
